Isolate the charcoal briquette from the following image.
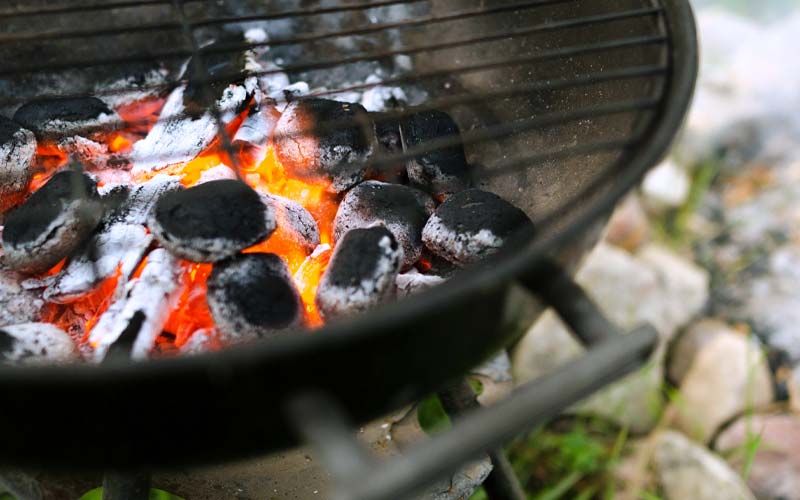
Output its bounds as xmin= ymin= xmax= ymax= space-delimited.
xmin=207 ymin=253 xmax=304 ymax=340
xmin=148 ymin=179 xmax=276 ymax=263
xmin=13 ymin=96 xmax=118 ymax=141
xmin=2 ymin=171 xmax=102 ymax=274
xmin=422 ymin=189 xmax=533 ymax=266
xmin=400 ymin=109 xmax=471 ymax=198
xmin=0 ymin=323 xmax=78 ymax=365
xmin=333 ymin=180 xmax=433 ymax=269
xmin=273 ymin=98 xmax=374 ymax=193
xmin=316 ymin=226 xmax=402 ymax=320
xmin=0 ymin=116 xmax=36 ymax=210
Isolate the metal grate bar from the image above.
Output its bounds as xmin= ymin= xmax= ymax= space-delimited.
xmin=0 ymin=0 xmax=427 ymax=44
xmin=0 ymin=0 xmax=195 ymax=19
xmin=0 ymin=4 xmax=661 ymax=79
xmin=170 ymin=0 xmax=242 ymax=180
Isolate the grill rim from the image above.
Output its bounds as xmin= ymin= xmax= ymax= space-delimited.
xmin=0 ymin=0 xmax=697 ymax=469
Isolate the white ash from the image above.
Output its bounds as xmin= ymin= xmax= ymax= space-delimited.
xmin=262 ymin=193 xmax=320 ymax=253
xmin=207 ymin=253 xmax=304 ymax=340
xmin=43 ymin=224 xmax=151 ymax=303
xmin=0 ymin=323 xmax=78 ymax=365
xmin=197 ymin=164 xmax=238 ymax=184
xmin=179 ymin=328 xmax=217 ymax=355
xmin=219 ymin=76 xmax=260 ymax=124
xmin=359 ymin=75 xmax=408 ymax=112
xmin=1 ymin=172 xmax=103 ymax=274
xmin=0 ymin=119 xmax=36 ymax=203
xmin=395 ymin=269 xmax=446 ymax=298
xmin=131 ymin=86 xmax=220 ymax=177
xmin=269 ymin=82 xmax=310 ymax=112
xmin=233 ymin=104 xmax=280 ymax=167
xmin=56 ymin=135 xmax=125 ymax=172
xmin=90 ymin=248 xmax=185 ymax=362
xmin=117 ymin=174 xmax=182 ymax=225
xmin=316 ymin=227 xmax=403 ymax=320
xmin=0 ymin=266 xmax=44 ymax=326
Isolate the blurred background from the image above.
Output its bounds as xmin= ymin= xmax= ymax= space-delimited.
xmin=496 ymin=0 xmax=800 ymax=498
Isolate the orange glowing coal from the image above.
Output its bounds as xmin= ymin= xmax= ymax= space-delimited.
xmin=31 ymin=96 xmax=342 ymax=352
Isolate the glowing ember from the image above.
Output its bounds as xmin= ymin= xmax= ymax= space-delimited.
xmin=30 ymin=93 xmax=344 ymax=353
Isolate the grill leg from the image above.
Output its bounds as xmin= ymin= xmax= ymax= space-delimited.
xmin=102 ymin=472 xmax=150 ymax=500
xmin=438 ymin=378 xmax=526 ymax=500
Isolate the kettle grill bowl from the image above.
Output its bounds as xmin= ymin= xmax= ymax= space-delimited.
xmin=0 ymin=0 xmax=696 ymax=468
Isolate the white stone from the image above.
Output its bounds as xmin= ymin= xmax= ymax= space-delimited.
xmin=654 ymin=430 xmax=756 ymax=500
xmin=642 ymin=159 xmax=690 ymax=209
xmin=673 ymin=330 xmax=774 ymax=443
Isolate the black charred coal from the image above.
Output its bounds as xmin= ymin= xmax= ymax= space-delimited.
xmin=149 ymin=180 xmax=275 ymax=263
xmin=0 ymin=117 xmax=36 ymax=210
xmin=207 ymin=253 xmax=304 ymax=340
xmin=400 ymin=109 xmax=471 ymax=198
xmin=13 ymin=97 xmax=117 ymax=141
xmin=316 ymin=226 xmax=402 ymax=320
xmin=422 ymin=189 xmax=534 ymax=267
xmin=2 ymin=171 xmax=102 ymax=274
xmin=333 ymin=181 xmax=432 ymax=269
xmin=273 ymin=98 xmax=374 ymax=193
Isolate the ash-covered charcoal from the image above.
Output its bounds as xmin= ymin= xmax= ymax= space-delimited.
xmin=0 ymin=323 xmax=78 ymax=365
xmin=262 ymin=193 xmax=321 ymax=253
xmin=400 ymin=109 xmax=472 ymax=198
xmin=273 ymin=98 xmax=375 ymax=193
xmin=131 ymin=86 xmax=220 ymax=177
xmin=233 ymin=103 xmax=281 ymax=167
xmin=0 ymin=265 xmax=44 ymax=326
xmin=90 ymin=248 xmax=185 ymax=362
xmin=43 ymin=176 xmax=180 ymax=301
xmin=369 ymin=114 xmax=407 ymax=183
xmin=422 ymin=189 xmax=534 ymax=267
xmin=395 ymin=268 xmax=446 ymax=298
xmin=12 ymin=97 xmax=118 ymax=142
xmin=207 ymin=253 xmax=304 ymax=340
xmin=316 ymin=226 xmax=402 ymax=320
xmin=0 ymin=117 xmax=36 ymax=210
xmin=56 ymin=135 xmax=127 ymax=173
xmin=149 ymin=179 xmax=275 ymax=262
xmin=2 ymin=171 xmax=102 ymax=274
xmin=333 ymin=181 xmax=432 ymax=269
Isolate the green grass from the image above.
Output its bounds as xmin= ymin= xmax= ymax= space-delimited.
xmin=79 ymin=488 xmax=184 ymax=500
xmin=652 ymin=160 xmax=719 ymax=247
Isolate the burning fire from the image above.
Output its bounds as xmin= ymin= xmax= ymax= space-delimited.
xmin=35 ymin=94 xmax=342 ymax=353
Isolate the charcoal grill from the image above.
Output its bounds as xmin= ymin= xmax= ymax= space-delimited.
xmin=0 ymin=0 xmax=696 ymax=499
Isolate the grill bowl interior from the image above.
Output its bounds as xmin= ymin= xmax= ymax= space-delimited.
xmin=0 ymin=0 xmax=696 ymax=468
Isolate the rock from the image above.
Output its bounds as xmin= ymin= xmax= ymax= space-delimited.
xmin=668 ymin=318 xmax=730 ymax=385
xmin=716 ymin=413 xmax=800 ymax=500
xmin=653 ymin=430 xmax=756 ymax=500
xmin=672 ymin=329 xmax=774 ymax=443
xmin=637 ymin=243 xmax=709 ymax=336
xmin=514 ymin=243 xmax=663 ymax=433
xmin=605 ymin=194 xmax=650 ymax=252
xmin=642 ymin=159 xmax=690 ymax=210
